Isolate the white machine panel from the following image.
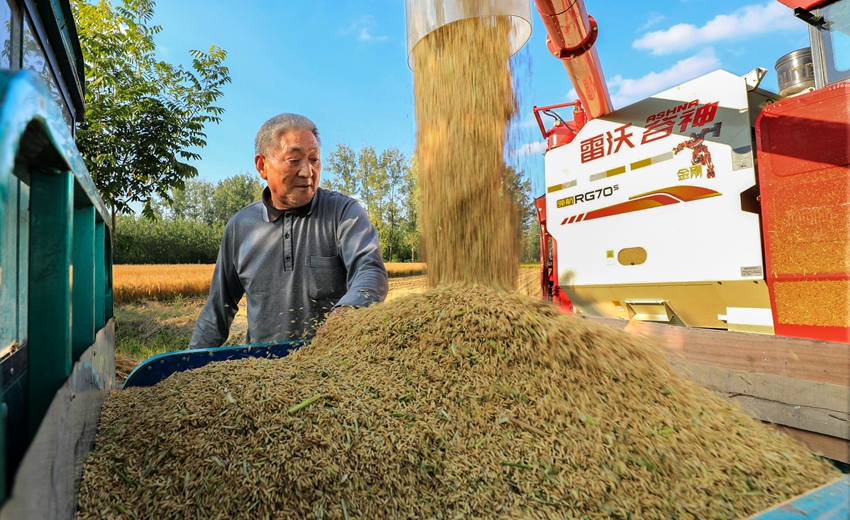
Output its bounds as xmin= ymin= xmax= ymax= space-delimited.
xmin=545 ymin=70 xmax=764 ymax=288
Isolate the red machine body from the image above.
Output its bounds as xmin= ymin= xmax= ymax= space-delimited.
xmin=534 ymin=195 xmax=573 ymax=313
xmin=755 ymin=83 xmax=850 ymax=343
xmin=532 ymin=100 xmax=587 ymax=151
xmin=777 ymin=0 xmax=829 ymax=9
xmin=532 ymin=0 xmax=612 ymax=120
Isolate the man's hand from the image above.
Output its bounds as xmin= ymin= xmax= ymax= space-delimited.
xmin=318 ymin=305 xmax=353 ymax=336
xmin=330 ymin=305 xmax=353 ymax=316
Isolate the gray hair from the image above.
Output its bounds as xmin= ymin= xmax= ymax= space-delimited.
xmin=254 ymin=113 xmax=321 ymax=156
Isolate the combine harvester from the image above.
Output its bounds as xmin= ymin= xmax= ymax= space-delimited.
xmin=0 ymin=0 xmax=844 ymax=517
xmin=529 ymin=0 xmax=850 ymax=486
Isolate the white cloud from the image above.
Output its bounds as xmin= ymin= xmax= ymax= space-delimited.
xmin=517 ymin=113 xmax=541 ymax=129
xmin=632 ymin=2 xmax=799 ymax=55
xmin=638 ymin=13 xmax=666 ymax=32
xmin=340 ymin=15 xmax=388 ymax=42
xmin=607 ymin=48 xmax=721 ymax=108
xmin=513 ymin=141 xmax=547 ymax=156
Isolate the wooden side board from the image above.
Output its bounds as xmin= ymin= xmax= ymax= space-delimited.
xmin=584 ymin=317 xmax=850 ymax=462
xmin=671 ymin=362 xmax=850 ymax=440
xmin=769 ymin=424 xmax=850 ymax=464
xmin=586 ymin=317 xmax=850 ymax=386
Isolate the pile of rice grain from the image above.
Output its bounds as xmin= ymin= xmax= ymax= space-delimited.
xmin=413 ymin=15 xmax=520 ymax=291
xmin=78 ymin=285 xmax=839 ymax=519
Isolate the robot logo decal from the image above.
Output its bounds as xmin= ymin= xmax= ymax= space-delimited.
xmin=673 ymin=123 xmax=722 ymax=178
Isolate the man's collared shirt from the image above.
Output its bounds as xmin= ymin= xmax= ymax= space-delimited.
xmin=190 ymin=187 xmax=388 ymax=347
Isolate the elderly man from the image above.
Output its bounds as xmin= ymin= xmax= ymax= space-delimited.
xmin=190 ymin=113 xmax=388 ymax=347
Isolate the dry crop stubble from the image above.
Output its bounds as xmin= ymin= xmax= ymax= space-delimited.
xmin=78 ymin=285 xmax=839 ymax=519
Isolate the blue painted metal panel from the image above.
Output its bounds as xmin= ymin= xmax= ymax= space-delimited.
xmin=94 ymin=221 xmax=105 ymax=330
xmin=123 ymin=341 xmax=308 ymax=388
xmin=748 ymin=476 xmax=850 ymax=519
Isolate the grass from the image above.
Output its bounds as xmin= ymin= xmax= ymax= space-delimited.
xmin=114 ymin=296 xmax=203 ymax=361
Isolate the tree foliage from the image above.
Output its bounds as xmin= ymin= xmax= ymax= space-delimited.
xmin=119 ymin=173 xmax=263 ymax=263
xmin=502 ymin=165 xmax=539 ymax=263
xmin=155 ymin=173 xmax=263 ymax=227
xmin=113 ymin=215 xmax=221 ymax=264
xmin=321 ymin=146 xmax=539 ymax=264
xmin=323 ymin=145 xmax=424 ymax=262
xmin=72 ymin=0 xmax=231 ymax=222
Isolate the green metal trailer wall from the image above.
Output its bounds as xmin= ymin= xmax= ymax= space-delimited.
xmin=0 ymin=1 xmax=115 ymax=516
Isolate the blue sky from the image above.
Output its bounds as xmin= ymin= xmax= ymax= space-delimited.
xmin=150 ymin=0 xmax=810 ymax=196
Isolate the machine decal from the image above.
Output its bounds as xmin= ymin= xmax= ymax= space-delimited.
xmin=579 ymin=101 xmax=721 ymax=164
xmin=557 ymin=196 xmax=574 ymax=208
xmin=642 ymin=100 xmax=719 ymax=144
xmin=673 ymin=123 xmax=723 ymax=178
xmin=560 ymin=185 xmax=721 ymax=225
xmin=630 ymin=151 xmax=674 ymax=171
xmin=589 ymin=165 xmax=626 ymax=181
xmin=677 ymin=164 xmax=703 ymax=181
xmin=558 ymin=185 xmax=620 ymax=209
xmin=547 ymin=179 xmax=577 ymax=194
xmin=580 ymin=123 xmax=635 ymax=163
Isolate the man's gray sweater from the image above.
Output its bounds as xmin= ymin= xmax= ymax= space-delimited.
xmin=190 ymin=188 xmax=388 ymax=347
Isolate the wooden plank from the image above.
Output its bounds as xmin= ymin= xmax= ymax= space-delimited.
xmin=586 ymin=316 xmax=850 ymax=386
xmin=770 ymin=424 xmax=850 ymax=464
xmin=671 ymin=362 xmax=850 ymax=440
xmin=733 ymin=395 xmax=849 ymax=440
xmin=672 ymin=362 xmax=850 ymax=415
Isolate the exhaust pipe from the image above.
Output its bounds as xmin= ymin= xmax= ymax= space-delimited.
xmin=533 ymin=0 xmax=613 ymax=119
xmin=405 ymin=0 xmax=532 ymax=69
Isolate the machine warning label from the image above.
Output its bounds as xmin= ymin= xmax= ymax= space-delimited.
xmin=741 ymin=266 xmax=763 ymax=277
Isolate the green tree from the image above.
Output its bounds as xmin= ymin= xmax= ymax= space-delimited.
xmin=157 ymin=178 xmax=216 ymax=224
xmin=212 ymin=173 xmax=264 ymax=225
xmin=400 ymin=155 xmax=422 ymax=262
xmin=72 ymin=0 xmax=230 ymax=226
xmin=502 ymin=166 xmax=536 ymax=263
xmin=322 ymin=143 xmax=422 ymax=262
xmin=156 ymin=173 xmax=263 ymax=226
xmin=380 ymin=147 xmax=408 ymax=261
xmin=358 ymin=145 xmax=388 ymax=250
xmin=323 ymin=143 xmax=359 ymax=197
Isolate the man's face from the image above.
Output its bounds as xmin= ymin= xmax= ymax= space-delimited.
xmin=255 ymin=129 xmax=321 ymax=210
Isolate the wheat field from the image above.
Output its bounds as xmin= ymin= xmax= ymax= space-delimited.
xmin=113 ymin=263 xmax=429 ymax=303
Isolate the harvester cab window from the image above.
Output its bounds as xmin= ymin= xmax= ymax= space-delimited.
xmin=819 ymin=1 xmax=850 ymax=83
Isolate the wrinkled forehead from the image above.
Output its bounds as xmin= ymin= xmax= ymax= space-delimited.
xmin=277 ymin=130 xmax=320 ymax=155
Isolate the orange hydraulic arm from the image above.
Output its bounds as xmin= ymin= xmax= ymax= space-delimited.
xmin=533 ymin=0 xmax=613 ymax=120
